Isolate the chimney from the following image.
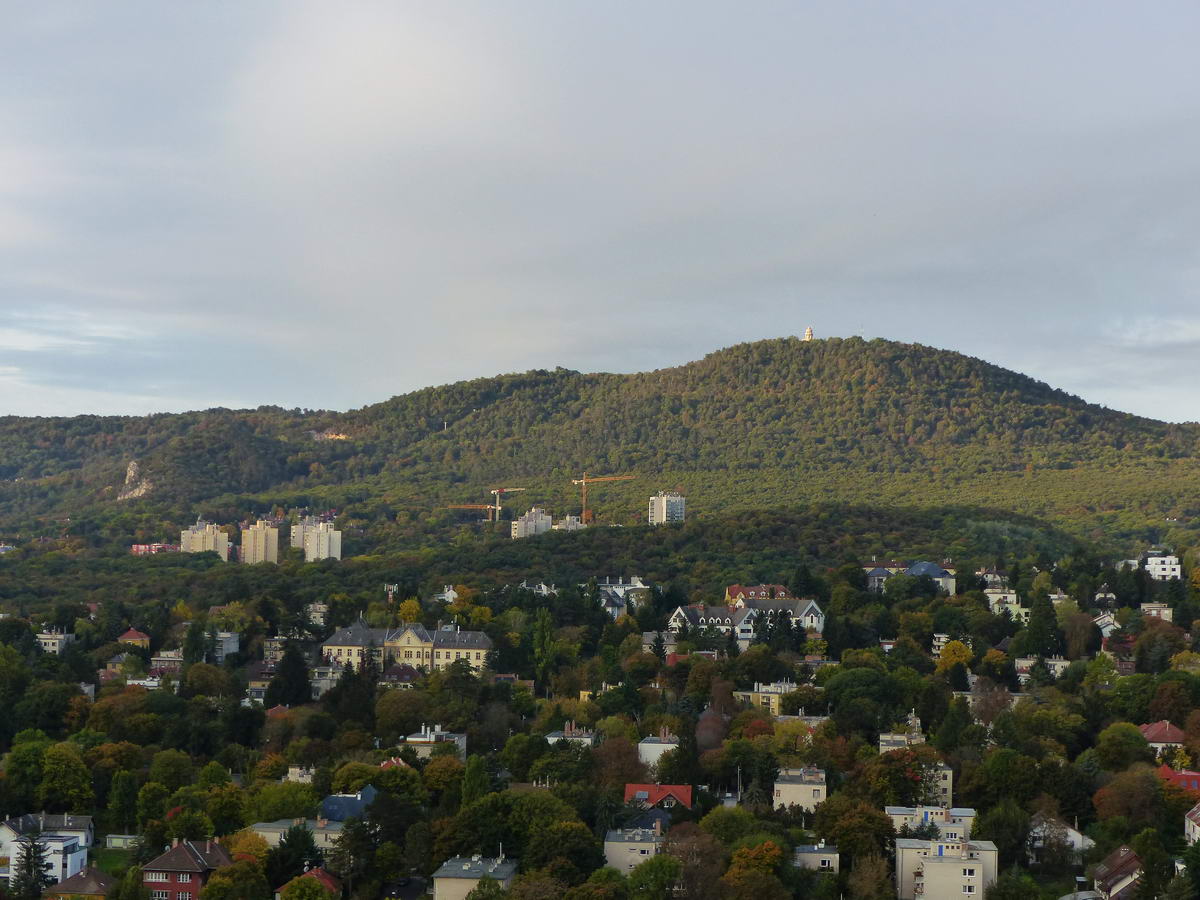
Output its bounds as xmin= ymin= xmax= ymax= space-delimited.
xmin=653 ymin=818 xmax=662 ymax=836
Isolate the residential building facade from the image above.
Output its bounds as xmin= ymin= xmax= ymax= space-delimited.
xmin=511 ymin=507 xmax=552 ymax=539
xmin=321 ymin=620 xmax=492 ymax=672
xmin=894 ymin=838 xmax=998 ymax=900
xmin=773 ymin=767 xmax=826 ymax=812
xmin=431 ymin=856 xmax=517 ymax=900
xmin=647 ymin=491 xmax=686 ymax=525
xmin=141 ymin=839 xmax=233 ymax=900
xmin=241 ymin=520 xmax=278 ymax=565
xmin=180 ymin=521 xmax=230 ymax=562
xmin=604 ymin=827 xmax=663 ymax=873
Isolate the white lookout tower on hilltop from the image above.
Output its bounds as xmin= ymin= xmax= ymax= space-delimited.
xmin=802 ymin=326 xmax=814 ymax=341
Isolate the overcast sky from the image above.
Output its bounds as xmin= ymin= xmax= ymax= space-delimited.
xmin=1 ymin=2 xmax=1198 ymax=422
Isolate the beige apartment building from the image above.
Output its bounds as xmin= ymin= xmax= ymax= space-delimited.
xmin=181 ymin=520 xmax=230 ymax=561
xmin=773 ymin=767 xmax=826 ymax=812
xmin=241 ymin=520 xmax=278 ymax=564
xmin=886 ymin=805 xmax=976 ymax=839
xmin=895 ymin=838 xmax=998 ymax=900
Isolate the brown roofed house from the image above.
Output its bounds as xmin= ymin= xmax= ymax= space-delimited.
xmin=49 ymin=867 xmax=115 ymax=900
xmin=142 ymin=839 xmax=233 ymax=900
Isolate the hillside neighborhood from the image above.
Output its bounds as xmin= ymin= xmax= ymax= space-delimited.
xmin=1 ymin=530 xmax=1199 ymax=899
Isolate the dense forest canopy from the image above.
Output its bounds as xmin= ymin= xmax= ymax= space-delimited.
xmin=2 ymin=337 xmax=1197 ymax=551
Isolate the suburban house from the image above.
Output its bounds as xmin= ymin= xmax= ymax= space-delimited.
xmin=985 ymin=589 xmax=1029 ymax=623
xmin=1140 ymin=720 xmax=1185 ymax=754
xmin=887 ymin=805 xmax=976 ymax=840
xmin=864 ymin=561 xmax=956 ymax=595
xmin=1186 ymin=802 xmax=1200 ymax=845
xmin=587 ymin=576 xmax=652 ymax=619
xmin=640 ymin=631 xmax=680 ymax=656
xmin=321 ymin=619 xmax=492 ymax=673
xmin=1156 ymin=764 xmax=1200 ymax=793
xmin=400 ymin=724 xmax=467 ymax=760
xmin=431 ymin=855 xmax=517 ymax=900
xmin=894 ymin=838 xmax=998 ymax=900
xmin=1015 ymin=656 xmax=1072 ymax=684
xmin=36 ymin=630 xmax=76 ymax=655
xmin=0 ymin=814 xmax=94 ymax=857
xmin=48 ymin=867 xmax=115 ymax=900
xmin=544 ymin=721 xmax=596 ymax=748
xmin=320 ymin=785 xmax=378 ymax=822
xmin=5 ymin=834 xmax=86 ymax=887
xmin=1093 ymin=612 xmax=1117 ymax=638
xmin=604 ymin=825 xmax=664 ymax=873
xmin=141 ymin=839 xmax=233 ymax=900
xmin=251 ymin=819 xmax=343 ymax=850
xmin=1135 ymin=550 xmax=1183 ymax=582
xmin=1093 ymin=846 xmax=1141 ymax=899
xmin=623 ymin=784 xmax=693 ymax=811
xmin=637 ymin=728 xmax=679 ymax=768
xmin=119 ymin=628 xmax=151 ymax=649
xmin=773 ymin=768 xmax=826 ymax=812
xmin=793 ymin=842 xmax=839 ymax=874
xmin=666 ymin=605 xmax=756 ymax=649
xmin=1140 ymin=602 xmax=1174 ymax=622
xmin=1027 ymin=813 xmax=1095 ymax=863
xmin=733 ymin=680 xmax=798 ymax=716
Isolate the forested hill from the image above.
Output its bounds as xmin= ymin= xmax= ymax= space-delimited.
xmin=1 ymin=337 xmax=1198 ymax=547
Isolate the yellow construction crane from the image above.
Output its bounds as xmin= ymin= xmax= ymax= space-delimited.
xmin=571 ymin=472 xmax=634 ymax=523
xmin=489 ymin=487 xmax=526 ymax=520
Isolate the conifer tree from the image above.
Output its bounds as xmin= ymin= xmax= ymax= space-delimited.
xmin=266 ymin=644 xmax=310 ymax=708
xmin=9 ymin=831 xmax=53 ymax=900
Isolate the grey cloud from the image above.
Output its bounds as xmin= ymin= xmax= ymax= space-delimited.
xmin=1 ymin=1 xmax=1199 ymax=419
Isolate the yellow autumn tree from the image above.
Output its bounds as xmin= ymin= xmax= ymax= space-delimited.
xmin=936 ymin=640 xmax=973 ymax=673
xmin=398 ymin=598 xmax=422 ymax=623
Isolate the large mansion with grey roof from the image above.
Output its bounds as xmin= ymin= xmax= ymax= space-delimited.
xmin=322 ymin=618 xmax=492 ymax=672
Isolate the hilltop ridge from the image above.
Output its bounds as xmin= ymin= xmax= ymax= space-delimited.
xmin=0 ymin=337 xmax=1197 ymax=546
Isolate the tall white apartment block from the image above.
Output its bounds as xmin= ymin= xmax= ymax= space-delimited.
xmin=290 ymin=516 xmax=319 ymax=549
xmin=511 ymin=507 xmax=553 ymax=539
xmin=242 ymin=520 xmax=279 ymax=564
xmin=303 ymin=521 xmax=342 ymax=561
xmin=648 ymin=491 xmax=686 ymax=526
xmin=180 ymin=520 xmax=231 ymax=562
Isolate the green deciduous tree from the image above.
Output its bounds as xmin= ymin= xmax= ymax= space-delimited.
xmin=37 ymin=741 xmax=94 ymax=812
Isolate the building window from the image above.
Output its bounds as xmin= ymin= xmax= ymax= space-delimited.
xmin=962 ymin=869 xmax=975 ymax=877
xmin=151 ymin=892 xmax=170 ymax=900
xmin=962 ymin=887 xmax=975 ymax=895
xmin=146 ymin=873 xmax=169 ymax=883
xmin=820 ymin=859 xmax=831 ymax=868
xmin=178 ymin=894 xmax=191 ymax=900
xmin=177 ymin=875 xmax=191 ymax=884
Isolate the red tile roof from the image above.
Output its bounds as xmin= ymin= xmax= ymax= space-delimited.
xmin=119 ymin=628 xmax=150 ymax=642
xmin=1156 ymin=764 xmax=1200 ymax=793
xmin=623 ymin=783 xmax=693 ymax=809
xmin=1140 ymin=720 xmax=1185 ymax=744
